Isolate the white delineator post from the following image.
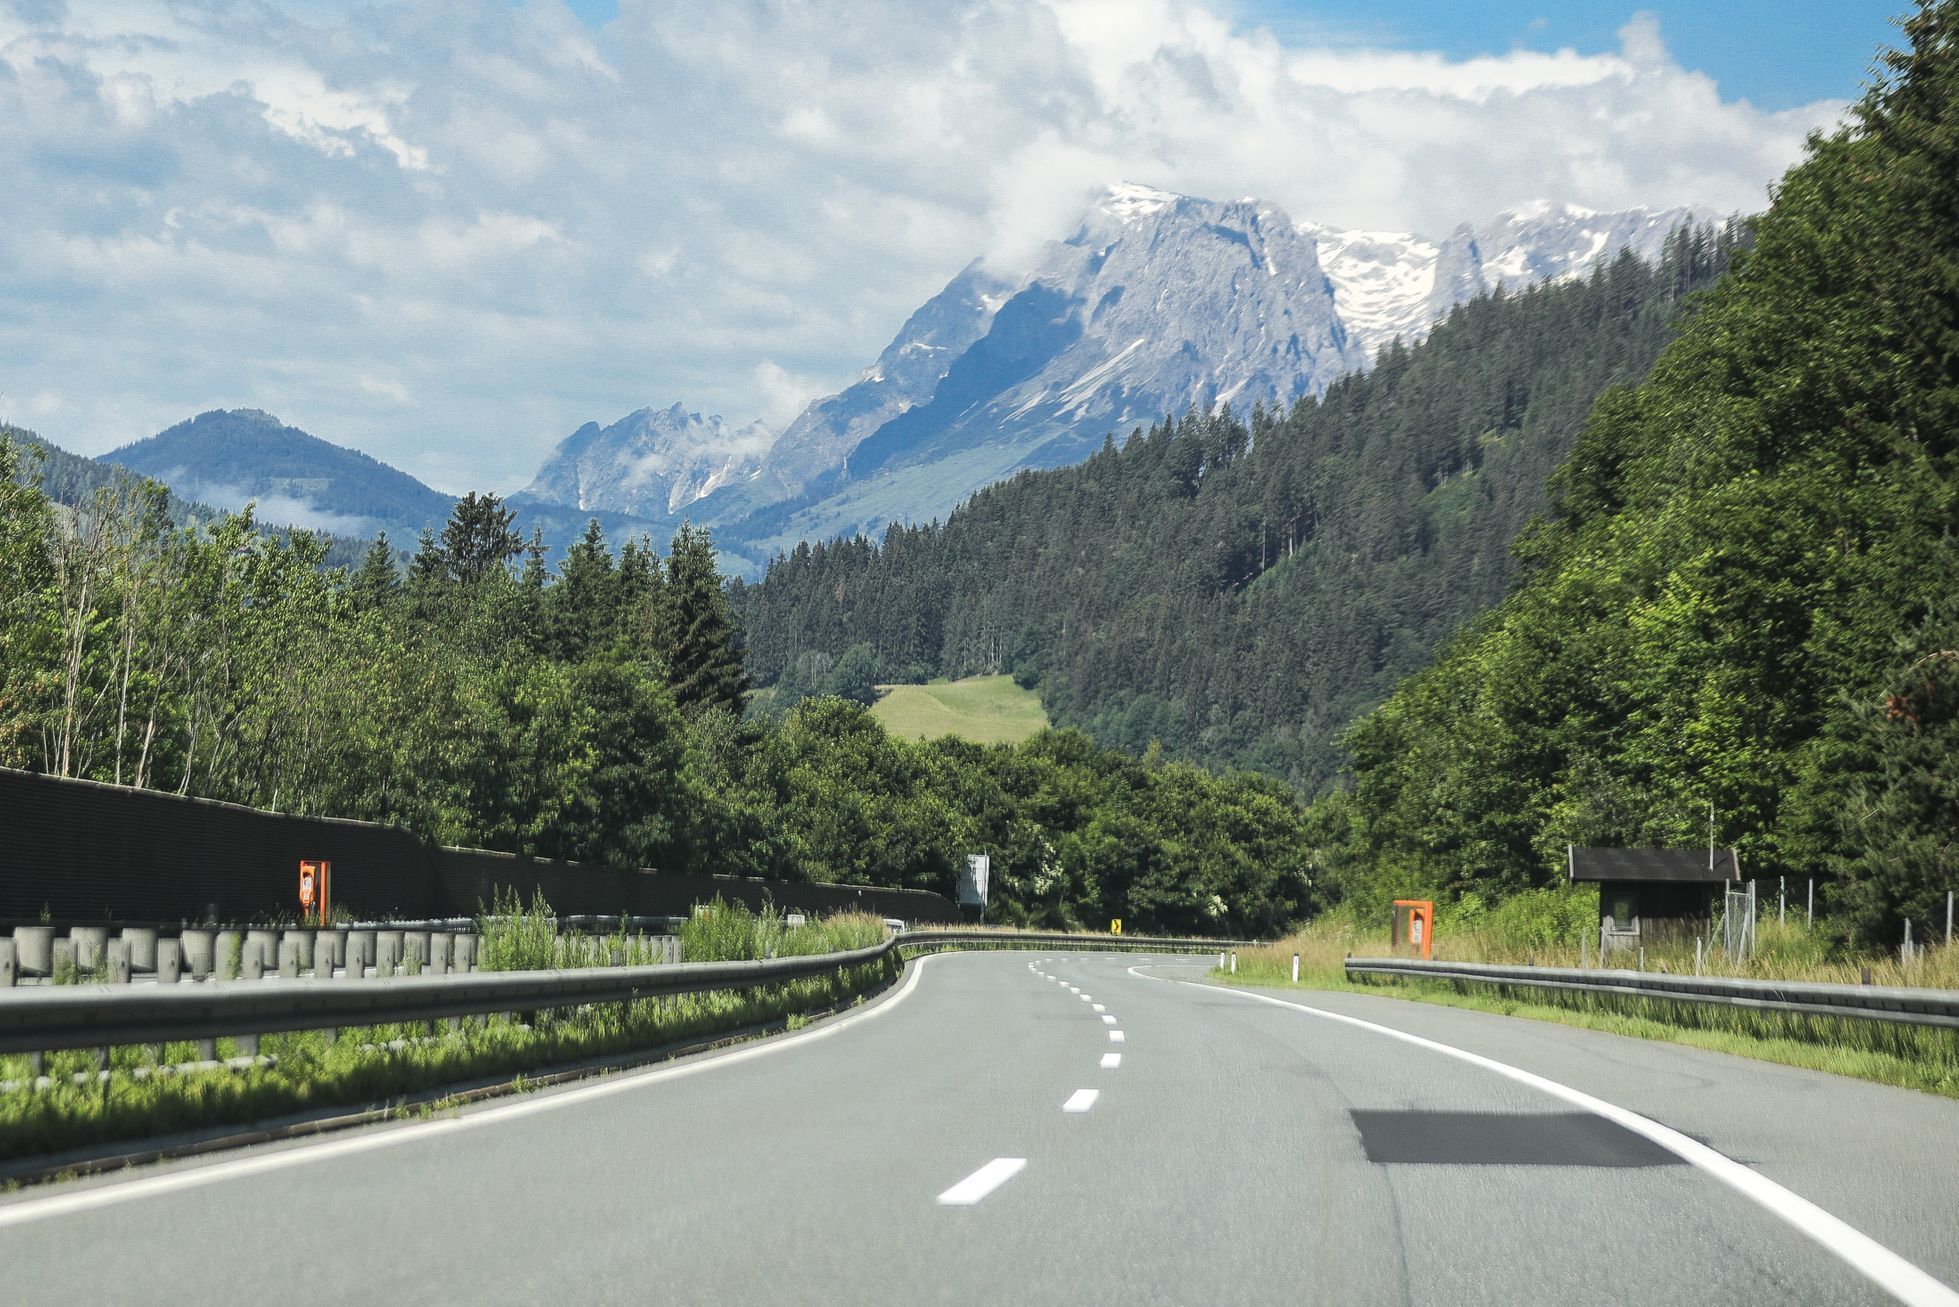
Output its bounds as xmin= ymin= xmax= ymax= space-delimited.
xmin=1229 ymin=952 xmax=1237 ymax=975
xmin=1291 ymin=953 xmax=1300 ymax=984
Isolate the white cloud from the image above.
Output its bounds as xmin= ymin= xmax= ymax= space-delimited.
xmin=0 ymin=0 xmax=1846 ymax=492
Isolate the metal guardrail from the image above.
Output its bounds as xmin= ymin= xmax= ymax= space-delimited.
xmin=1344 ymin=958 xmax=1959 ymax=1031
xmin=0 ymin=929 xmax=1236 ymax=1060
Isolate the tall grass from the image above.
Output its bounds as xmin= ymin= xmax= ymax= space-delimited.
xmin=679 ymin=898 xmax=883 ymax=961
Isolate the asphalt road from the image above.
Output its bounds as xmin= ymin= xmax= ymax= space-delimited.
xmin=3 ymin=950 xmax=1957 ymax=1305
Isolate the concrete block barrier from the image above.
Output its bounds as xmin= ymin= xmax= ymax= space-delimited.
xmin=317 ymin=927 xmax=346 ymax=969
xmin=11 ymin=925 xmax=55 ymax=978
xmin=375 ymin=934 xmax=400 ymax=978
xmin=179 ymin=928 xmax=215 ymax=979
xmin=69 ymin=924 xmax=108 ymax=970
xmin=51 ymin=938 xmax=75 ymax=977
xmin=157 ymin=939 xmax=181 ymax=983
xmin=452 ymin=933 xmax=478 ymax=972
xmin=121 ymin=926 xmax=159 ymax=972
xmin=278 ymin=939 xmax=300 ymax=978
xmin=286 ymin=929 xmax=316 ymax=970
xmin=107 ymin=939 xmax=131 ymax=984
xmin=0 ymin=938 xmax=14 ymax=986
xmin=246 ymin=928 xmax=280 ymax=972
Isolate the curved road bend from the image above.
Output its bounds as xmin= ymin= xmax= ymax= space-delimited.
xmin=2 ymin=950 xmax=1956 ymax=1305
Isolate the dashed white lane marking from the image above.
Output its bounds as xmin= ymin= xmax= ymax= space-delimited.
xmin=0 ymin=950 xmax=948 ymax=1232
xmin=1100 ymin=1053 xmax=1122 ymax=1070
xmin=1078 ymin=994 xmax=1092 ymax=1002
xmin=1062 ymin=1089 xmax=1100 ymax=1114
xmin=1100 ymin=1014 xmax=1117 ymax=1025
xmin=938 ymin=1157 xmax=1027 ymax=1207
xmin=1133 ymin=967 xmax=1959 ymax=1307
xmin=1092 ymin=1004 xmax=1105 ymax=1012
xmin=1067 ymin=986 xmax=1079 ymax=993
xmin=1108 ymin=1030 xmax=1125 ymax=1043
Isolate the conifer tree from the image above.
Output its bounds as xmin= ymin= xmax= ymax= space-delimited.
xmin=665 ymin=524 xmax=749 ymax=716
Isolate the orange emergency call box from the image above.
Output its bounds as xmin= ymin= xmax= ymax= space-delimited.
xmin=1391 ymin=899 xmax=1434 ymax=960
xmin=299 ymin=859 xmax=331 ymax=927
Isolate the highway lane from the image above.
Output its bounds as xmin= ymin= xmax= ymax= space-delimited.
xmin=1 ymin=949 xmax=1955 ymax=1305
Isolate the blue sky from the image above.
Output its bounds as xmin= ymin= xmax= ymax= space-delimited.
xmin=1 ymin=1 xmax=1878 ymax=493
xmin=1230 ymin=2 xmax=1902 ymax=110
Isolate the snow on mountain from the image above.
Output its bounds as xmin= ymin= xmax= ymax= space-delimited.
xmin=1307 ymin=200 xmax=1704 ymax=358
xmin=1298 ymin=224 xmax=1442 ymax=362
xmin=525 ymin=403 xmax=773 ymax=519
xmin=518 ymin=183 xmax=1707 ymax=570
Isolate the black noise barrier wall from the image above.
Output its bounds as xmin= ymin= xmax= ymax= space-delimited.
xmin=0 ymin=767 xmax=960 ymax=927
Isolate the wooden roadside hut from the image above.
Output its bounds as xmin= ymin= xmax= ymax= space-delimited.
xmin=1567 ymin=846 xmax=1741 ymax=952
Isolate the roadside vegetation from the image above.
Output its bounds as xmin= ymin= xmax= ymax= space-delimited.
xmin=0 ymin=444 xmax=1313 ymax=938
xmin=1218 ymin=893 xmax=1959 ymax=1097
xmin=0 ymin=902 xmax=892 ymax=1166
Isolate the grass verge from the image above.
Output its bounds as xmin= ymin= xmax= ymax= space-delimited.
xmin=1214 ymin=922 xmax=1959 ymax=1100
xmin=0 ymin=901 xmax=893 ymax=1165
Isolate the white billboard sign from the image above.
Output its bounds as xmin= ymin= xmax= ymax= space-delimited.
xmin=958 ymin=853 xmax=991 ymax=907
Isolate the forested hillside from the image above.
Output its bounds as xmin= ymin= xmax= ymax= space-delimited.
xmin=734 ymin=225 xmax=1742 ymax=790
xmin=0 ymin=458 xmax=1311 ymax=936
xmin=1330 ymin=2 xmax=1959 ymax=947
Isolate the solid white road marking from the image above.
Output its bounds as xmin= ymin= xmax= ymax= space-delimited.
xmin=1130 ymin=966 xmax=1959 ymax=1307
xmin=1100 ymin=1014 xmax=1117 ymax=1025
xmin=0 ymin=952 xmax=948 ymax=1232
xmin=1062 ymin=1089 xmax=1099 ymax=1114
xmin=1108 ymin=1030 xmax=1124 ymax=1043
xmin=1100 ymin=1053 xmax=1122 ymax=1069
xmin=938 ymin=1157 xmax=1027 ymax=1207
